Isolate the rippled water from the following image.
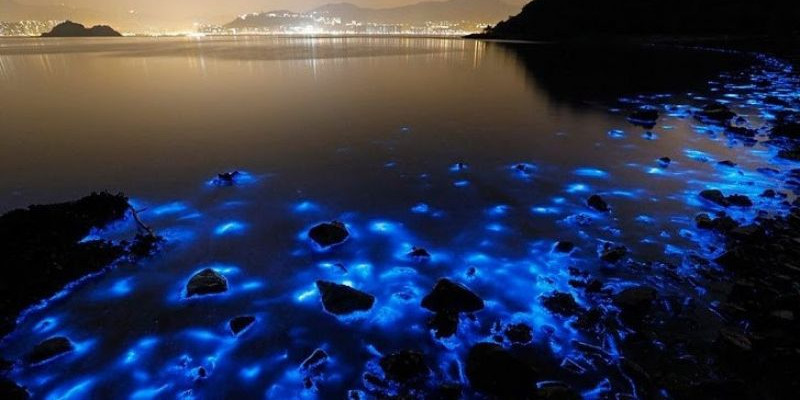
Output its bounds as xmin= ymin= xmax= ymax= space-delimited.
xmin=0 ymin=37 xmax=797 ymax=399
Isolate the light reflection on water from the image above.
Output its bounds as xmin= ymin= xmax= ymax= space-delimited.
xmin=0 ymin=37 xmax=797 ymax=398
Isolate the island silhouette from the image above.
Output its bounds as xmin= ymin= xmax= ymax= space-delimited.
xmin=41 ymin=20 xmax=122 ymax=37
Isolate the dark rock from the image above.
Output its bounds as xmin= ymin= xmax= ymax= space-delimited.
xmin=504 ymin=323 xmax=533 ymax=344
xmin=600 ymin=243 xmax=628 ymax=263
xmin=300 ymin=348 xmax=329 ymax=371
xmin=0 ymin=378 xmax=28 ymax=400
xmin=129 ymin=233 xmax=163 ymax=258
xmin=725 ymin=126 xmax=757 ymax=138
xmin=695 ymin=213 xmax=739 ymax=232
xmin=379 ymin=350 xmax=429 ymax=383
xmin=700 ymin=189 xmax=729 ymax=207
xmin=0 ymin=192 xmax=129 ymax=338
xmin=628 ymin=107 xmax=659 ymax=128
xmin=408 ymin=246 xmax=431 ymax=259
xmin=42 ymin=21 xmax=122 ymax=37
xmin=216 ymin=170 xmax=240 ymax=185
xmin=228 ymin=315 xmax=255 ymax=336
xmin=613 ymin=286 xmax=657 ymax=321
xmin=718 ymin=160 xmax=738 ymax=168
xmin=186 ymin=268 xmax=228 ymax=297
xmin=542 ymin=292 xmax=582 ymax=317
xmin=727 ymin=195 xmax=753 ymax=207
xmin=515 ymin=164 xmax=531 ymax=173
xmin=316 ymin=280 xmax=375 ymax=315
xmin=554 ymin=241 xmax=575 ymax=253
xmin=26 ymin=337 xmax=74 ymax=365
xmin=433 ymin=384 xmax=463 ymax=400
xmin=761 ymin=189 xmax=777 ymax=198
xmin=771 ymin=122 xmax=800 ymax=139
xmin=466 ymin=343 xmax=537 ymax=399
xmin=778 ymin=147 xmax=800 ymax=161
xmin=421 ymin=279 xmax=484 ymax=314
xmin=697 ymin=103 xmax=736 ymax=124
xmin=587 ymin=194 xmax=610 ymax=212
xmin=308 ymin=221 xmax=349 ymax=248
xmin=658 ymin=157 xmax=672 ymax=167
xmin=428 ymin=311 xmax=460 ymax=338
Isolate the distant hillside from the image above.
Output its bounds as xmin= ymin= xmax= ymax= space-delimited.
xmin=473 ymin=0 xmax=800 ymax=40
xmin=226 ymin=0 xmax=519 ymax=29
xmin=41 ymin=20 xmax=121 ymax=37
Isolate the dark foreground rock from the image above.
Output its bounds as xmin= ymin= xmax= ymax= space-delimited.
xmin=422 ymin=279 xmax=485 ymax=338
xmin=308 ymin=221 xmax=349 ymax=248
xmin=186 ymin=269 xmax=228 ymax=297
xmin=0 ymin=192 xmax=129 ymax=338
xmin=0 ymin=378 xmax=28 ymax=400
xmin=700 ymin=190 xmax=753 ymax=208
xmin=42 ymin=21 xmax=122 ymax=37
xmin=26 ymin=337 xmax=74 ymax=365
xmin=316 ymin=280 xmax=375 ymax=315
xmin=466 ymin=343 xmax=537 ymax=399
xmin=379 ymin=351 xmax=430 ymax=383
xmin=613 ymin=286 xmax=657 ymax=322
xmin=228 ymin=315 xmax=255 ymax=336
xmin=628 ymin=107 xmax=659 ymax=128
xmin=586 ymin=194 xmax=610 ymax=212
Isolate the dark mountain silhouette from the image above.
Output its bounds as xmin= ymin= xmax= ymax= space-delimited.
xmin=41 ymin=20 xmax=122 ymax=37
xmin=226 ymin=0 xmax=519 ymax=29
xmin=472 ymin=0 xmax=800 ymax=40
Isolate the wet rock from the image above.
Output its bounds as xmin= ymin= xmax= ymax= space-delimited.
xmin=725 ymin=125 xmax=757 ymax=138
xmin=761 ymin=189 xmax=777 ymax=198
xmin=727 ymin=195 xmax=753 ymax=207
xmin=186 ymin=268 xmax=228 ymax=297
xmin=466 ymin=343 xmax=537 ymax=399
xmin=587 ymin=194 xmax=610 ymax=212
xmin=379 ymin=350 xmax=429 ymax=383
xmin=778 ymin=146 xmax=800 ymax=161
xmin=433 ymin=384 xmax=463 ymax=400
xmin=554 ymin=241 xmax=575 ymax=253
xmin=771 ymin=121 xmax=800 ymax=139
xmin=408 ymin=246 xmax=431 ymax=260
xmin=613 ymin=286 xmax=657 ymax=321
xmin=26 ymin=337 xmax=74 ymax=365
xmin=0 ymin=378 xmax=28 ymax=400
xmin=300 ymin=348 xmax=328 ymax=371
xmin=658 ymin=157 xmax=672 ymax=167
xmin=600 ymin=243 xmax=628 ymax=263
xmin=0 ymin=192 xmax=129 ymax=338
xmin=695 ymin=213 xmax=740 ymax=232
xmin=504 ymin=323 xmax=533 ymax=344
xmin=628 ymin=107 xmax=659 ymax=128
xmin=129 ymin=233 xmax=163 ymax=258
xmin=717 ymin=160 xmax=738 ymax=168
xmin=228 ymin=315 xmax=255 ymax=336
xmin=316 ymin=280 xmax=375 ymax=315
xmin=542 ymin=292 xmax=582 ymax=317
xmin=697 ymin=103 xmax=736 ymax=124
xmin=308 ymin=221 xmax=349 ymax=248
xmin=216 ymin=170 xmax=240 ymax=185
xmin=700 ymin=189 xmax=729 ymax=206
xmin=514 ymin=164 xmax=532 ymax=173
xmin=428 ymin=311 xmax=460 ymax=338
xmin=421 ymin=279 xmax=484 ymax=314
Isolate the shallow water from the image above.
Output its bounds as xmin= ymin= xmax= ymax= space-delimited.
xmin=0 ymin=37 xmax=798 ymax=399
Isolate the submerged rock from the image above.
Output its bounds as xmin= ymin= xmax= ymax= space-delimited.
xmin=308 ymin=221 xmax=349 ymax=248
xmin=700 ymin=190 xmax=752 ymax=208
xmin=216 ymin=170 xmax=240 ymax=185
xmin=695 ymin=213 xmax=740 ymax=232
xmin=628 ymin=107 xmax=659 ymax=128
xmin=300 ymin=348 xmax=329 ymax=371
xmin=408 ymin=246 xmax=431 ymax=260
xmin=229 ymin=315 xmax=256 ymax=336
xmin=586 ymin=194 xmax=610 ymax=212
xmin=26 ymin=337 xmax=74 ymax=365
xmin=186 ymin=269 xmax=228 ymax=297
xmin=697 ymin=103 xmax=736 ymax=124
xmin=466 ymin=343 xmax=537 ymax=399
xmin=542 ymin=292 xmax=582 ymax=317
xmin=379 ymin=350 xmax=430 ymax=383
xmin=613 ymin=286 xmax=657 ymax=321
xmin=600 ymin=244 xmax=628 ymax=263
xmin=504 ymin=323 xmax=533 ymax=344
xmin=421 ymin=279 xmax=484 ymax=314
xmin=316 ymin=280 xmax=375 ymax=315
xmin=658 ymin=157 xmax=672 ymax=167
xmin=554 ymin=241 xmax=575 ymax=253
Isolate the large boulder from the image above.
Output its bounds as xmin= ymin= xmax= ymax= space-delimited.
xmin=316 ymin=281 xmax=375 ymax=315
xmin=186 ymin=269 xmax=228 ymax=297
xmin=308 ymin=221 xmax=349 ymax=248
xmin=466 ymin=343 xmax=537 ymax=398
xmin=26 ymin=337 xmax=74 ymax=365
xmin=421 ymin=279 xmax=484 ymax=314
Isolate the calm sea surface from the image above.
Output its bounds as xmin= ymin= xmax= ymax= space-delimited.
xmin=0 ymin=37 xmax=793 ymax=398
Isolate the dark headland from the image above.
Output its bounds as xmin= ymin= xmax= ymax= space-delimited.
xmin=469 ymin=0 xmax=800 ymax=63
xmin=41 ymin=20 xmax=122 ymax=38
